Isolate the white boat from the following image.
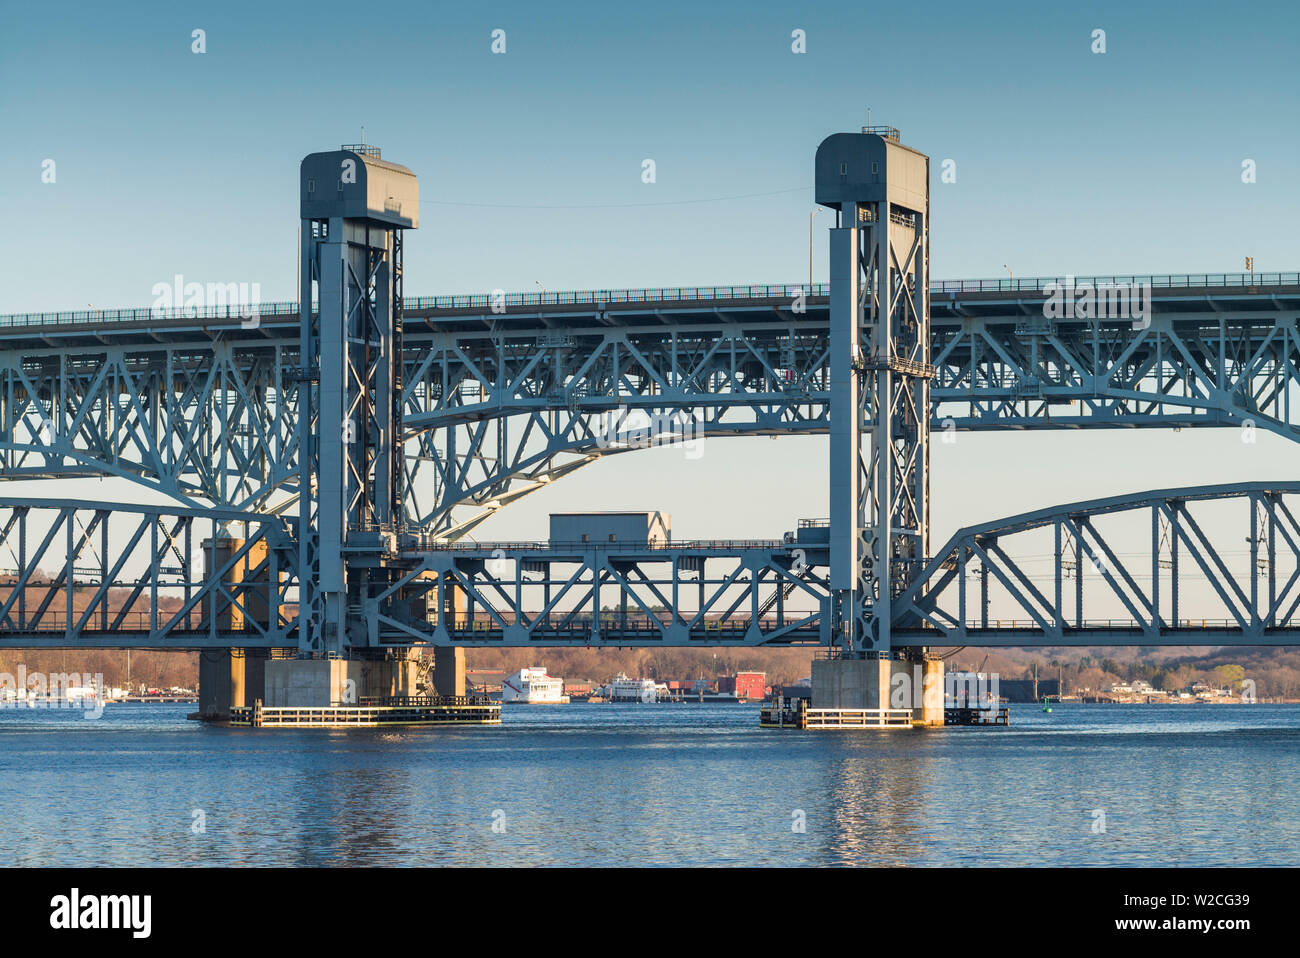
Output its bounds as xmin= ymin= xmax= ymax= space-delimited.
xmin=501 ymin=668 xmax=570 ymax=704
xmin=608 ymin=672 xmax=658 ymax=703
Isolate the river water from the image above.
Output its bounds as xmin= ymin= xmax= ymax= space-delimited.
xmin=2 ymin=702 xmax=1297 ymax=866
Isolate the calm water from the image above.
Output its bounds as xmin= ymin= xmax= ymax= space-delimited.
xmin=2 ymin=702 xmax=1298 ymax=867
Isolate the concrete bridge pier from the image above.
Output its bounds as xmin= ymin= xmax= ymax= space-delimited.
xmin=431 ymin=647 xmax=466 ymax=698
xmin=811 ymin=651 xmax=944 ymax=727
xmin=261 ymin=651 xmax=424 ymax=707
xmin=198 ymin=647 xmax=465 ymax=714
xmin=198 ymin=648 xmax=268 ymax=721
xmin=198 ymin=647 xmax=466 ymax=720
xmin=197 ymin=534 xmax=278 ymax=720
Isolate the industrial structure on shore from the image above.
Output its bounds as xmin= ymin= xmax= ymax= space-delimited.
xmin=3 ymin=126 xmax=1300 ymax=728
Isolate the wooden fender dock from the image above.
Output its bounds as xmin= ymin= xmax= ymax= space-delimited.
xmin=760 ymin=699 xmax=913 ymax=729
xmin=761 ymin=698 xmax=1011 ymax=729
xmin=228 ymin=695 xmax=501 ymax=728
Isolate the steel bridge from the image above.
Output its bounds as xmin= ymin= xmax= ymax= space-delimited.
xmin=2 ymin=133 xmax=1299 ymax=655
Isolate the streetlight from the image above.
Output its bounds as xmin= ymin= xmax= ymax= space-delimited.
xmin=810 ymin=208 xmax=827 ymax=294
xmin=1003 ymin=264 xmax=1013 ymax=288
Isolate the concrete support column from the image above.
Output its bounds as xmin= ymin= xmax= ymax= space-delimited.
xmin=892 ymin=656 xmax=944 ymax=727
xmin=261 ymin=652 xmax=426 ymax=708
xmin=204 ymin=537 xmax=276 ymax=632
xmin=811 ymin=656 xmax=891 ymax=709
xmin=198 ymin=648 xmax=268 ymax=721
xmin=810 ymin=654 xmax=944 ymax=726
xmin=356 ymin=652 xmax=421 ymax=700
xmin=433 ymin=646 xmax=466 ymax=698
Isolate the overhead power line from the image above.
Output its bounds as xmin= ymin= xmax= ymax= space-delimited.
xmin=425 ymin=186 xmax=812 ymax=210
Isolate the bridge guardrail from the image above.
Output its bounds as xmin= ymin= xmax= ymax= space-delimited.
xmin=905 ymin=618 xmax=1284 ymax=631
xmin=411 ymin=537 xmax=786 ymax=552
xmin=442 ymin=613 xmax=819 ymax=633
xmin=0 ymin=611 xmax=203 ymax=632
xmin=4 ymin=273 xmax=1297 ymax=329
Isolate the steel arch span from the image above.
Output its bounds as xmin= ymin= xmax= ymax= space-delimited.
xmin=3 ymin=276 xmax=1299 ymax=542
xmin=893 ymin=481 xmax=1300 ymax=647
xmin=400 ymin=288 xmax=1300 ymax=538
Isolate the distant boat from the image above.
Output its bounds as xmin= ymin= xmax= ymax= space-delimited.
xmin=501 ymin=668 xmax=569 ymax=704
xmin=604 ymin=673 xmax=658 ymax=703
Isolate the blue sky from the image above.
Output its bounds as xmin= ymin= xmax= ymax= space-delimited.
xmin=3 ymin=0 xmax=1297 ymax=311
xmin=2 ymin=0 xmax=1299 ymax=555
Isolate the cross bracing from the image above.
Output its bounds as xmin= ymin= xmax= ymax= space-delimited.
xmin=2 ymin=277 xmax=1297 ymax=535
xmin=0 ymin=497 xmax=296 ymax=648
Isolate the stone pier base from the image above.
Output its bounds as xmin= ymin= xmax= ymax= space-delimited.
xmin=262 ymin=655 xmax=422 ymax=707
xmin=198 ymin=645 xmax=470 ymax=719
xmin=811 ymin=653 xmax=944 ymax=727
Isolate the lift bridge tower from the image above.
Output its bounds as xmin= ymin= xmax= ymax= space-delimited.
xmin=812 ymin=127 xmax=940 ymax=717
xmin=298 ymin=146 xmax=417 ymax=656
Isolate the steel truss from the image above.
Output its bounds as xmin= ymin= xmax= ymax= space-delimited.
xmin=0 ymin=498 xmax=296 ymax=648
xmin=369 ymin=540 xmax=828 ymax=647
xmin=0 ymin=336 xmax=302 ymax=510
xmin=3 ymin=272 xmax=1300 ymax=651
xmin=2 ymin=283 xmax=1297 ymax=537
xmin=296 ymin=214 xmax=405 ymax=654
xmin=933 ymin=310 xmax=1300 ymax=437
xmin=5 ymin=480 xmax=1297 ymax=650
xmin=817 ymin=131 xmax=931 ymax=654
xmin=400 ymin=315 xmax=831 ymax=537
xmin=893 ymin=481 xmax=1300 ymax=646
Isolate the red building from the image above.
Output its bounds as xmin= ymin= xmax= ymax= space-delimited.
xmin=717 ymin=671 xmax=766 ymax=701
